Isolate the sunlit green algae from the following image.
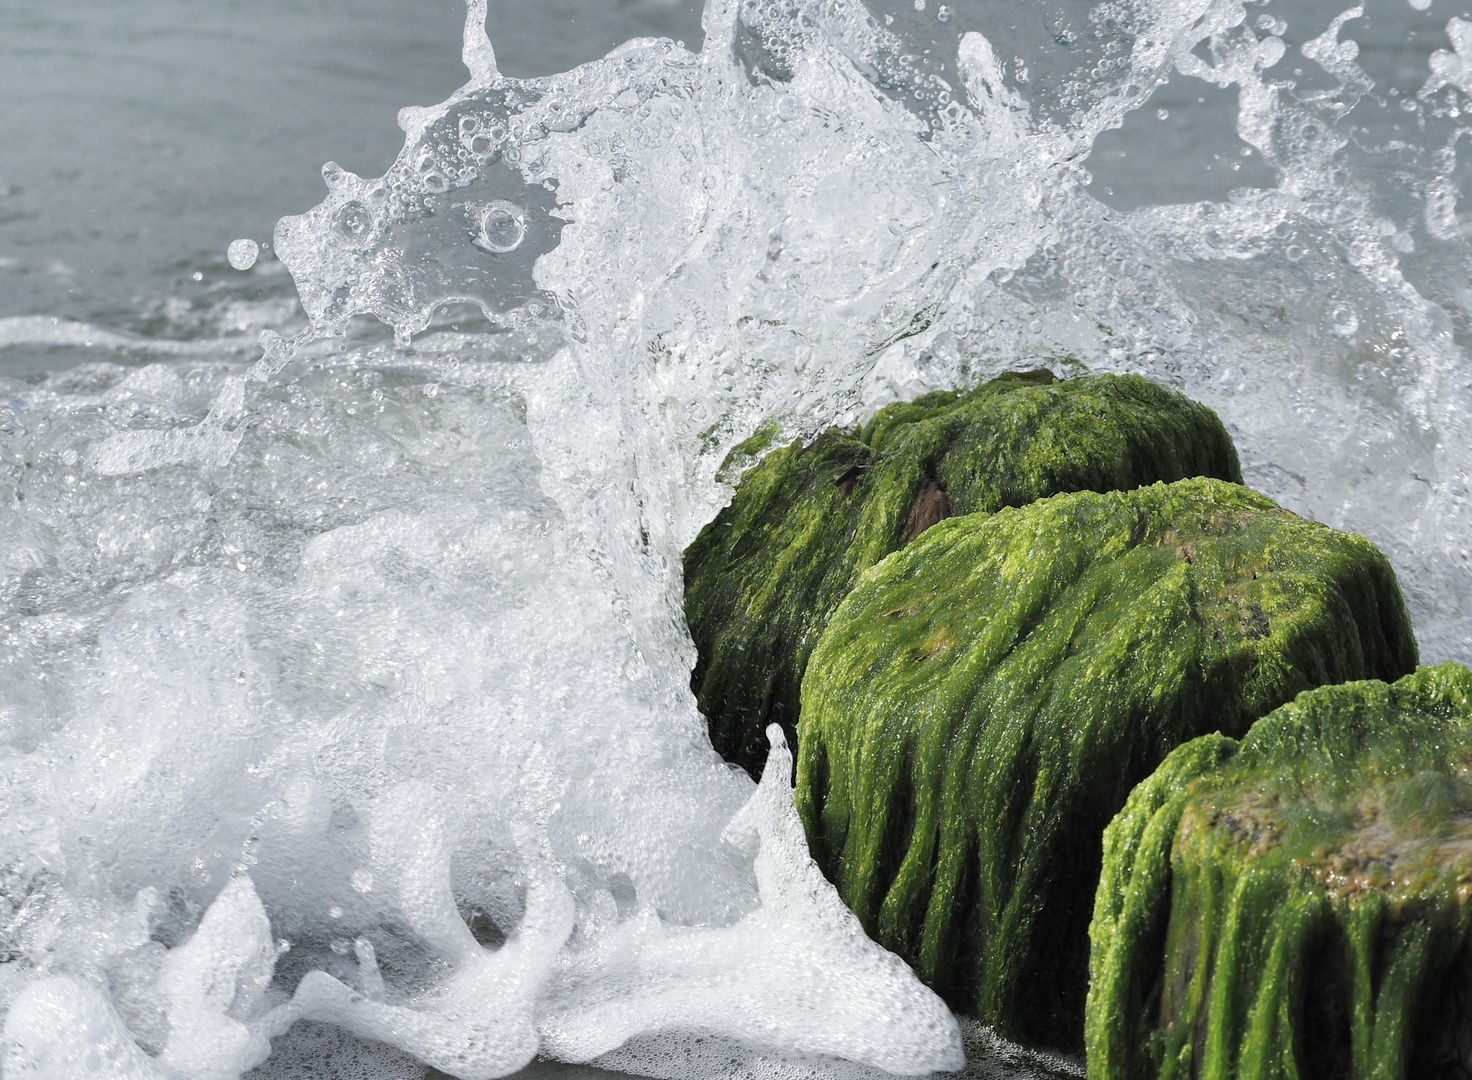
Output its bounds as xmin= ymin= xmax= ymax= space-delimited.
xmin=795 ymin=478 xmax=1417 ymax=1048
xmin=684 ymin=371 xmax=1242 ymax=776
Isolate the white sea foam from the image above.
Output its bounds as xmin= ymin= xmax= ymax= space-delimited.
xmin=2 ymin=0 xmax=1472 ymax=1077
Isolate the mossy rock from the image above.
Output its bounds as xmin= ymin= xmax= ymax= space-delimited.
xmin=685 ymin=371 xmax=1243 ymax=778
xmin=1088 ymin=663 xmax=1472 ymax=1080
xmin=794 ymin=478 xmax=1418 ymax=1050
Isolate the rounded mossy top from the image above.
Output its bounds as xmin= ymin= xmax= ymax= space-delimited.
xmin=802 ymin=477 xmax=1417 ymax=762
xmin=1177 ymin=663 xmax=1472 ymax=896
xmin=1088 ymin=664 xmax=1472 ymax=1080
xmin=686 ymin=371 xmax=1243 ymax=777
xmin=855 ymin=369 xmax=1242 ymax=523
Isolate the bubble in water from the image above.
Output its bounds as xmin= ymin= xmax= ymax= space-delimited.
xmin=474 ymin=200 xmax=527 ymax=254
xmin=226 ymin=238 xmax=259 ymax=270
xmin=1157 ymin=108 xmax=1169 ymax=120
xmin=913 ymin=0 xmax=926 ymax=10
xmin=1330 ymin=304 xmax=1360 ymax=336
xmin=937 ymin=5 xmax=952 ymax=22
xmin=334 ymin=201 xmax=373 ymax=242
xmin=1286 ymin=244 xmax=1305 ymax=261
xmin=776 ymin=94 xmax=804 ymax=122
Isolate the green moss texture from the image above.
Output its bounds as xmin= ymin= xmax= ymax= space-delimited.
xmin=684 ymin=371 xmax=1243 ymax=777
xmin=794 ymin=478 xmax=1418 ymax=1049
xmin=1088 ymin=663 xmax=1472 ymax=1080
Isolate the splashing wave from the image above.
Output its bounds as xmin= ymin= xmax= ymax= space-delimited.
xmin=2 ymin=0 xmax=1471 ymax=1076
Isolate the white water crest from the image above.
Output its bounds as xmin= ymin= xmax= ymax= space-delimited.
xmin=2 ymin=0 xmax=1472 ymax=1076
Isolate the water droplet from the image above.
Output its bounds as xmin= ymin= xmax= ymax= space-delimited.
xmin=475 ymin=200 xmax=527 ymax=254
xmin=226 ymin=239 xmax=259 ymax=271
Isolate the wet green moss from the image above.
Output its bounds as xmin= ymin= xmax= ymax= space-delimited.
xmin=794 ymin=478 xmax=1417 ymax=1049
xmin=684 ymin=371 xmax=1243 ymax=777
xmin=1088 ymin=663 xmax=1472 ymax=1080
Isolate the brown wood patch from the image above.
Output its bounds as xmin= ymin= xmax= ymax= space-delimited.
xmin=904 ymin=480 xmax=953 ymax=540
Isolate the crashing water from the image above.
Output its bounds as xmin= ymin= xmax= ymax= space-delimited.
xmin=2 ymin=0 xmax=1472 ymax=1076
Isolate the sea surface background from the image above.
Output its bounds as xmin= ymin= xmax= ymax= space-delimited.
xmin=3 ymin=0 xmax=1445 ymax=341
xmin=0 ymin=0 xmax=705 ymax=341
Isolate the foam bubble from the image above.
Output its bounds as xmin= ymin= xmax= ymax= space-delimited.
xmin=476 ymin=201 xmax=528 ymax=254
xmin=1 ymin=877 xmax=284 ymax=1080
xmin=539 ymin=729 xmax=963 ymax=1076
xmin=1 ymin=977 xmax=164 ymax=1079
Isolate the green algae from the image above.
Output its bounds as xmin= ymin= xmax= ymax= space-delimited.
xmin=793 ymin=478 xmax=1418 ymax=1050
xmin=684 ymin=371 xmax=1243 ymax=776
xmin=1088 ymin=663 xmax=1472 ymax=1080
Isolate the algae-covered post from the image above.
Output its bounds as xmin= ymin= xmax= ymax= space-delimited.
xmin=1088 ymin=663 xmax=1472 ymax=1080
xmin=795 ymin=477 xmax=1417 ymax=1050
xmin=684 ymin=371 xmax=1243 ymax=777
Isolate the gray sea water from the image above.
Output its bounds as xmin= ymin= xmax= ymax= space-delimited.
xmin=0 ymin=1 xmax=705 ymax=335
xmin=2 ymin=1 xmax=1471 ymax=1078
